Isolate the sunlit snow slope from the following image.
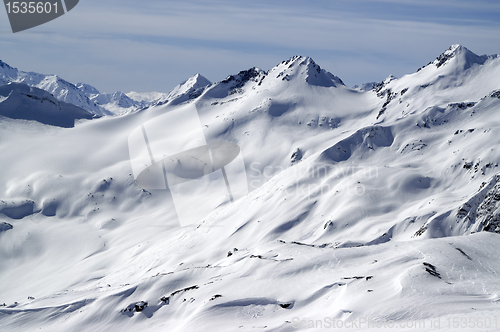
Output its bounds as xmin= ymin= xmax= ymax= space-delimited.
xmin=1 ymin=45 xmax=500 ymax=332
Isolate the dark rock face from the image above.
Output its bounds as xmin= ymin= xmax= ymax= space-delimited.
xmin=291 ymin=148 xmax=302 ymax=164
xmin=0 ymin=222 xmax=13 ymax=232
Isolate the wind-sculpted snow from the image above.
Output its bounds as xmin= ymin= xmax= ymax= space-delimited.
xmin=0 ymin=200 xmax=35 ymax=219
xmin=319 ymin=126 xmax=394 ymax=163
xmin=1 ymin=45 xmax=500 ymax=331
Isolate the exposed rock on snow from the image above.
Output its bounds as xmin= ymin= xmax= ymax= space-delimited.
xmin=0 ymin=222 xmax=13 ymax=232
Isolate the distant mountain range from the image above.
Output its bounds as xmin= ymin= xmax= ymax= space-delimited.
xmin=0 ymin=60 xmax=214 ymax=118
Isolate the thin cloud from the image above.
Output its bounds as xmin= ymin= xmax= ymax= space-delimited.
xmin=0 ymin=0 xmax=499 ymax=91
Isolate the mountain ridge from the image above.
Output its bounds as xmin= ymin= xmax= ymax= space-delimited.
xmin=1 ymin=44 xmax=500 ymax=331
xmin=0 ymin=82 xmax=95 ymax=127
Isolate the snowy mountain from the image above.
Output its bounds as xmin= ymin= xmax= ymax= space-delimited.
xmin=1 ymin=45 xmax=500 ymax=332
xmin=0 ymin=83 xmax=95 ymax=128
xmin=126 ymin=91 xmax=163 ymax=104
xmin=353 ymin=81 xmax=378 ymax=91
xmin=150 ymin=73 xmax=212 ymax=107
xmin=0 ymin=60 xmax=18 ymax=84
xmin=90 ymin=91 xmax=139 ymax=115
xmin=0 ymin=61 xmax=156 ymax=116
xmin=76 ymin=82 xmax=100 ymax=97
xmin=0 ymin=62 xmax=108 ymax=116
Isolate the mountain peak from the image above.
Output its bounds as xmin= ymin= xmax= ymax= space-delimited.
xmin=76 ymin=83 xmax=100 ymax=96
xmin=434 ymin=44 xmax=466 ymax=68
xmin=0 ymin=59 xmax=19 ymax=85
xmin=269 ymin=55 xmax=344 ymax=88
xmin=183 ymin=73 xmax=212 ymax=90
xmin=449 ymin=44 xmax=464 ymax=53
xmin=274 ymin=55 xmax=319 ymax=72
xmin=221 ymin=67 xmax=264 ymax=87
xmin=90 ymin=90 xmax=137 ymax=113
xmin=433 ymin=44 xmax=488 ymax=70
xmin=0 ymin=59 xmax=15 ymax=70
xmin=286 ymin=55 xmax=315 ymax=65
xmin=150 ymin=73 xmax=212 ymax=107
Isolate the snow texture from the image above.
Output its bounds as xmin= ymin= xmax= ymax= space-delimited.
xmin=1 ymin=45 xmax=500 ymax=331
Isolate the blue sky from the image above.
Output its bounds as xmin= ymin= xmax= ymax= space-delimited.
xmin=1 ymin=0 xmax=499 ymax=93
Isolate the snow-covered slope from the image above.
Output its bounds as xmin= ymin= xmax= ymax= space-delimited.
xmin=0 ymin=83 xmax=95 ymax=128
xmin=150 ymin=73 xmax=212 ymax=107
xmin=90 ymin=91 xmax=139 ymax=115
xmin=0 ymin=61 xmax=159 ymax=116
xmin=126 ymin=91 xmax=163 ymax=104
xmin=373 ymin=44 xmax=500 ymax=121
xmin=353 ymin=81 xmax=378 ymax=91
xmin=0 ymin=62 xmax=108 ymax=116
xmin=0 ymin=60 xmax=18 ymax=85
xmin=75 ymin=83 xmax=160 ymax=115
xmin=76 ymin=82 xmax=100 ymax=97
xmin=1 ymin=46 xmax=500 ymax=332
